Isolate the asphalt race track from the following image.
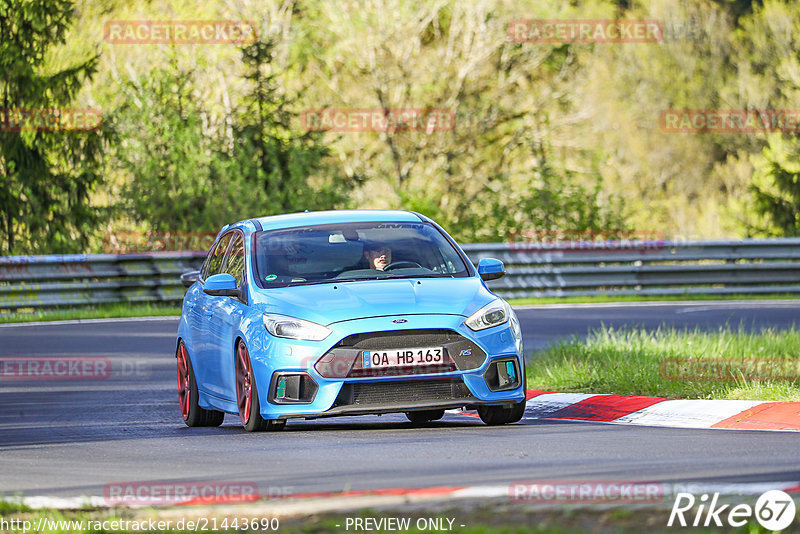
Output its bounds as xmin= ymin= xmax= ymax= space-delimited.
xmin=1 ymin=301 xmax=799 ymax=500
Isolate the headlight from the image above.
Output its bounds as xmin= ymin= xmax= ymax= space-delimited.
xmin=509 ymin=309 xmax=522 ymax=341
xmin=509 ymin=308 xmax=523 ymax=354
xmin=465 ymin=299 xmax=511 ymax=331
xmin=262 ymin=313 xmax=331 ymax=341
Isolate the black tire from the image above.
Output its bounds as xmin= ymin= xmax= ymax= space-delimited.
xmin=477 ymin=401 xmax=526 ymax=426
xmin=236 ymin=340 xmax=286 ymax=432
xmin=177 ymin=341 xmax=224 ymax=427
xmin=405 ymin=409 xmax=446 ymax=424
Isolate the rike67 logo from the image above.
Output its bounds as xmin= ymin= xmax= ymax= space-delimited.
xmin=668 ymin=490 xmax=796 ymax=530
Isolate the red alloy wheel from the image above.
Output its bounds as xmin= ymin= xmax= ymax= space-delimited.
xmin=176 ymin=343 xmax=191 ymax=420
xmin=236 ymin=342 xmax=253 ymax=425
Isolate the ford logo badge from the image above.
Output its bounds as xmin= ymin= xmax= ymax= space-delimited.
xmin=392 ymin=318 xmax=408 ymax=324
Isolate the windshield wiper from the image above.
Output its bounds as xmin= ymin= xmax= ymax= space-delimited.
xmin=284 ymin=274 xmax=452 ymax=286
xmin=287 ymin=278 xmax=363 ymax=286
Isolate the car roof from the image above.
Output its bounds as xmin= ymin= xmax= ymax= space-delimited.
xmin=237 ymin=210 xmax=427 ymax=232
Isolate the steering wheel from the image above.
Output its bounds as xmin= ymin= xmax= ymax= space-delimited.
xmin=383 ymin=261 xmax=422 ymax=271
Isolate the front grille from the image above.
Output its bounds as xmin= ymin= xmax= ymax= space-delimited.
xmin=337 ymin=329 xmax=464 ymax=350
xmin=333 ymin=378 xmax=472 ymax=408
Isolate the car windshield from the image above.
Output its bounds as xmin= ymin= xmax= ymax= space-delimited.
xmin=253 ymin=221 xmax=470 ymax=287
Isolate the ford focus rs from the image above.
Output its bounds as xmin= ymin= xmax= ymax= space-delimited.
xmin=176 ymin=210 xmax=526 ymax=431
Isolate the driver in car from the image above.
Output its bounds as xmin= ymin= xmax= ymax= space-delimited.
xmin=364 ymin=244 xmax=391 ymax=271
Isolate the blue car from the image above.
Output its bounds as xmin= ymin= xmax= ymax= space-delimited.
xmin=176 ymin=210 xmax=526 ymax=431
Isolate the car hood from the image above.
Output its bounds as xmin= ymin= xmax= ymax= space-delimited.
xmin=250 ymin=277 xmax=496 ymax=326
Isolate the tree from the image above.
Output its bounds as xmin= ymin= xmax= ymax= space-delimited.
xmin=114 ymin=65 xmax=229 ymax=232
xmin=227 ymin=38 xmax=358 ymax=214
xmin=296 ymin=0 xmax=628 ymax=242
xmin=0 ymin=0 xmax=105 ymax=253
xmin=750 ymin=134 xmax=800 ymax=236
xmin=115 ymin=39 xmax=357 ymax=234
xmin=730 ymin=0 xmax=800 ymax=236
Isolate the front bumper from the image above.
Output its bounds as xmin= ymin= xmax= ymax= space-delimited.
xmin=248 ymin=314 xmax=526 ymax=420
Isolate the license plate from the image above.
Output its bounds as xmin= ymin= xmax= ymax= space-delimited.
xmin=362 ymin=347 xmax=444 ymax=368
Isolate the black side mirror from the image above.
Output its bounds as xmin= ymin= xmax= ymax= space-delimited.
xmin=180 ymin=270 xmax=201 ymax=288
xmin=202 ymin=273 xmax=240 ymax=297
xmin=477 ymin=258 xmax=505 ymax=281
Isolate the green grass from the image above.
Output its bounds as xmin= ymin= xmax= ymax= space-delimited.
xmin=0 ymin=302 xmax=181 ymax=324
xmin=508 ymin=293 xmax=799 ymax=305
xmin=0 ymin=497 xmax=30 ymax=513
xmin=527 ymin=326 xmax=800 ymax=401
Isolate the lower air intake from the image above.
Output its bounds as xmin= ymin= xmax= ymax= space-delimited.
xmin=334 ymin=378 xmax=472 ymax=408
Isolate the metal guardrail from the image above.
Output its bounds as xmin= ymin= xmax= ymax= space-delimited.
xmin=0 ymin=252 xmax=206 ymax=309
xmin=463 ymin=238 xmax=800 ymax=298
xmin=1 ymin=239 xmax=800 ymax=309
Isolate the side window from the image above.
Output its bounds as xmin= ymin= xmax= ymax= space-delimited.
xmin=203 ymin=233 xmax=232 ymax=279
xmin=201 ymin=245 xmax=214 ymax=280
xmin=223 ymin=233 xmax=245 ymax=287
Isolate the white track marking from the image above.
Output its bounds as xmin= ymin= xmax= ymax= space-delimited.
xmin=613 ymin=399 xmax=764 ymax=428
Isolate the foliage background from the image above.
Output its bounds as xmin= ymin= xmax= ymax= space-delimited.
xmin=2 ymin=0 xmax=798 ymax=253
